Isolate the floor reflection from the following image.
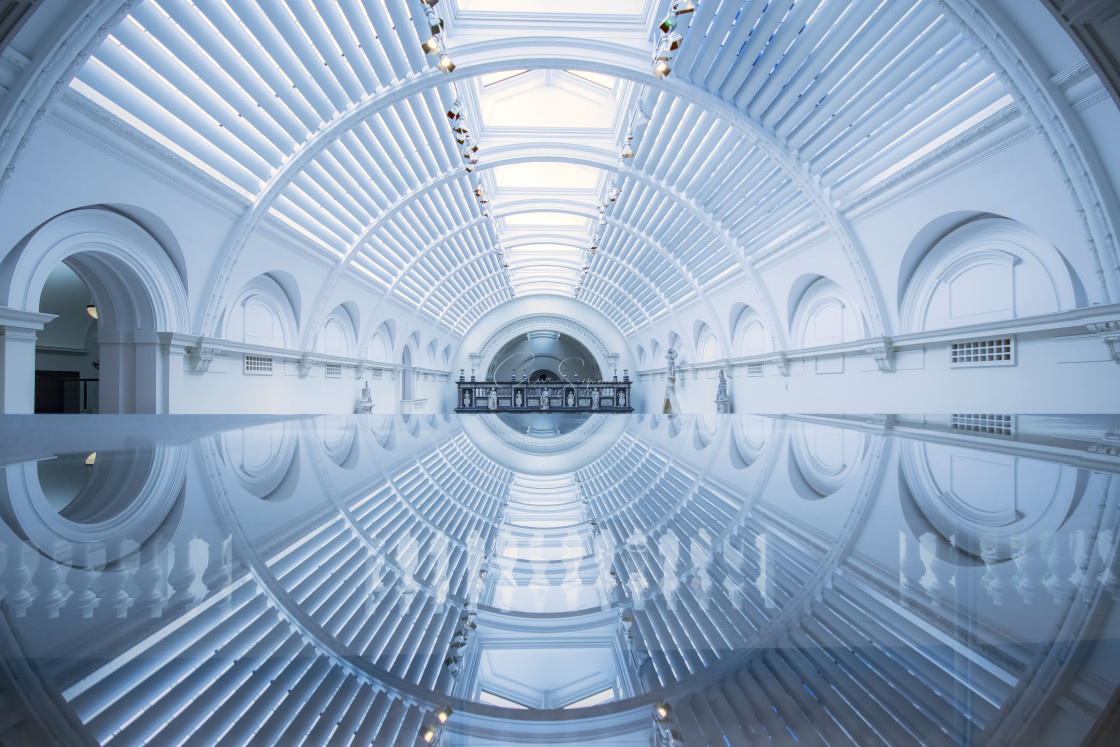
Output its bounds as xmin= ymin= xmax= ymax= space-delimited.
xmin=0 ymin=413 xmax=1118 ymax=745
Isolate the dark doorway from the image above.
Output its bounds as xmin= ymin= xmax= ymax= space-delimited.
xmin=35 ymin=370 xmax=79 ymax=413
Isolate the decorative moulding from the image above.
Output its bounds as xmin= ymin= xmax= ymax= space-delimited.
xmin=863 ymin=337 xmax=895 ymax=373
xmin=184 ymin=338 xmax=221 ymax=375
xmin=1085 ymin=320 xmax=1120 ymax=364
xmin=298 ymin=354 xmax=314 ymax=378
xmin=768 ymin=353 xmax=790 ymax=377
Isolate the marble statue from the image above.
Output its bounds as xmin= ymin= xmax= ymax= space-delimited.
xmin=715 ymin=368 xmax=731 ymax=414
xmin=540 ymin=387 xmax=550 ymax=410
xmin=515 ymin=389 xmax=523 ymax=407
xmin=462 ymin=389 xmax=471 ymax=407
xmin=591 ymin=388 xmax=600 ymax=410
xmin=618 ymin=391 xmax=626 ymax=407
xmin=566 ymin=390 xmax=575 ymax=407
xmin=355 ymin=380 xmax=374 ymax=413
xmin=663 ymin=349 xmax=680 ymax=416
xmin=487 ymin=388 xmax=497 ymax=411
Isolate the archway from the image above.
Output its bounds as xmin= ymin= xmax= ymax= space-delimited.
xmin=34 ymin=263 xmax=100 ymax=412
xmin=485 ymin=332 xmax=603 ymax=383
xmin=0 ymin=209 xmax=188 ymax=413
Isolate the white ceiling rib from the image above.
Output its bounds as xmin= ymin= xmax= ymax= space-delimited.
xmin=76 ymin=0 xmax=512 ymax=334
xmin=70 ymin=0 xmax=1013 ymax=338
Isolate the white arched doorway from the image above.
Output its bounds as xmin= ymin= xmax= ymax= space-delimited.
xmin=0 ymin=208 xmax=189 ymax=413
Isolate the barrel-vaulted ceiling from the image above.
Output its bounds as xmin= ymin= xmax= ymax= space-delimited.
xmin=73 ymin=0 xmax=1014 ymax=337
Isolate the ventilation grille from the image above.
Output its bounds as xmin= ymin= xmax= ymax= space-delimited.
xmin=746 ymin=363 xmax=764 ymax=377
xmin=951 ymin=414 xmax=1014 ymax=436
xmin=244 ymin=354 xmax=273 ymax=374
xmin=325 ymin=363 xmax=342 ymax=378
xmin=950 ymin=337 xmax=1015 ymax=367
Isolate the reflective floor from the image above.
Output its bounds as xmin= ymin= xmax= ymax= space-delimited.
xmin=1 ymin=413 xmax=1119 ymax=746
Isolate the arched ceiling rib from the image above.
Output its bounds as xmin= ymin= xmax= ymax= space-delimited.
xmin=68 ymin=0 xmax=1031 ymax=343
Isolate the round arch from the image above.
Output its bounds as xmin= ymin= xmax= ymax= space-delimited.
xmin=899 ymin=216 xmax=1079 ymax=334
xmin=0 ymin=208 xmax=189 ymax=413
xmin=475 ymin=314 xmax=615 ymax=382
xmin=0 ymin=442 xmax=188 ymax=563
xmin=197 ymin=40 xmax=885 ymax=345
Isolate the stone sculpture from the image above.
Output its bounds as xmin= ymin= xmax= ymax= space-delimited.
xmin=715 ymin=369 xmax=732 ymax=414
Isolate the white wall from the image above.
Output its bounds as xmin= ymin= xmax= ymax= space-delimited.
xmin=627 ymin=95 xmax=1120 ymax=415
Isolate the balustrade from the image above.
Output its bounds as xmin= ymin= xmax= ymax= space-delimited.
xmin=455 ymin=379 xmax=633 ymax=412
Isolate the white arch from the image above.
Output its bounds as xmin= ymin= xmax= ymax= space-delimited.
xmin=899 ymin=438 xmax=1082 ymax=560
xmin=221 ymin=274 xmax=299 ymax=350
xmin=317 ymin=304 xmax=358 ymax=358
xmin=899 ymin=217 xmax=1078 ymax=334
xmin=476 ymin=313 xmax=614 ymax=379
xmin=0 ymin=442 xmax=187 ymax=560
xmin=198 ymin=39 xmax=885 ymax=343
xmin=0 ymin=208 xmax=188 ymax=332
xmin=789 ymin=277 xmax=867 ymax=349
xmin=0 ymin=208 xmax=189 ymax=413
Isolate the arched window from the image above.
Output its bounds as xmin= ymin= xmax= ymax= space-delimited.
xmin=219 ymin=423 xmax=300 ymax=501
xmin=789 ymin=277 xmax=865 ymax=349
xmin=224 ymin=275 xmax=298 ymax=349
xmin=899 ymin=217 xmax=1077 ymax=334
xmin=317 ymin=305 xmax=357 ymax=358
xmin=732 ymin=306 xmax=770 ymax=358
xmin=368 ymin=322 xmax=394 ymax=363
xmin=899 ymin=438 xmax=1083 ymax=560
xmin=696 ymin=326 xmax=720 ymax=363
xmin=788 ymin=422 xmax=868 ymax=499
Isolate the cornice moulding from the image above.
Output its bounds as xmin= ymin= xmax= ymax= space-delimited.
xmin=633 ymin=303 xmax=1120 ymax=376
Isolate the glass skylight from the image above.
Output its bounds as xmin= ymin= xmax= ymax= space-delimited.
xmin=563 ymin=688 xmax=616 ymax=709
xmin=480 ymin=71 xmax=618 ymax=130
xmin=503 ymin=213 xmax=589 ymax=228
xmin=481 ymin=70 xmax=528 ymax=86
xmin=478 ymin=691 xmax=529 ymax=710
xmin=567 ymin=70 xmax=615 ymax=89
xmin=457 ymin=0 xmax=645 ymax=14
xmin=492 ymin=163 xmax=600 ymax=190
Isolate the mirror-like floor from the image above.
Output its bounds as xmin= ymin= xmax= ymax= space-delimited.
xmin=1 ymin=413 xmax=1118 ymax=746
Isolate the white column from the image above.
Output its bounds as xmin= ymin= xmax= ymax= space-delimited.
xmin=0 ymin=307 xmax=56 ymax=413
xmin=98 ymin=328 xmax=168 ymax=413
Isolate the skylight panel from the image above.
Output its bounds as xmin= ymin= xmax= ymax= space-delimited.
xmin=563 ymin=688 xmax=615 ymax=709
xmin=509 ymin=245 xmax=582 ymax=258
xmin=566 ymin=70 xmax=615 ymax=89
xmin=458 ymin=0 xmax=644 ymax=13
xmin=480 ymin=70 xmax=617 ymax=129
xmin=492 ymin=163 xmax=600 ymax=190
xmin=481 ymin=70 xmax=528 ymax=86
xmin=503 ymin=213 xmax=589 ymax=228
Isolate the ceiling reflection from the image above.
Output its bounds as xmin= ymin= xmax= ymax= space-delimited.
xmin=0 ymin=413 xmax=1118 ymax=745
